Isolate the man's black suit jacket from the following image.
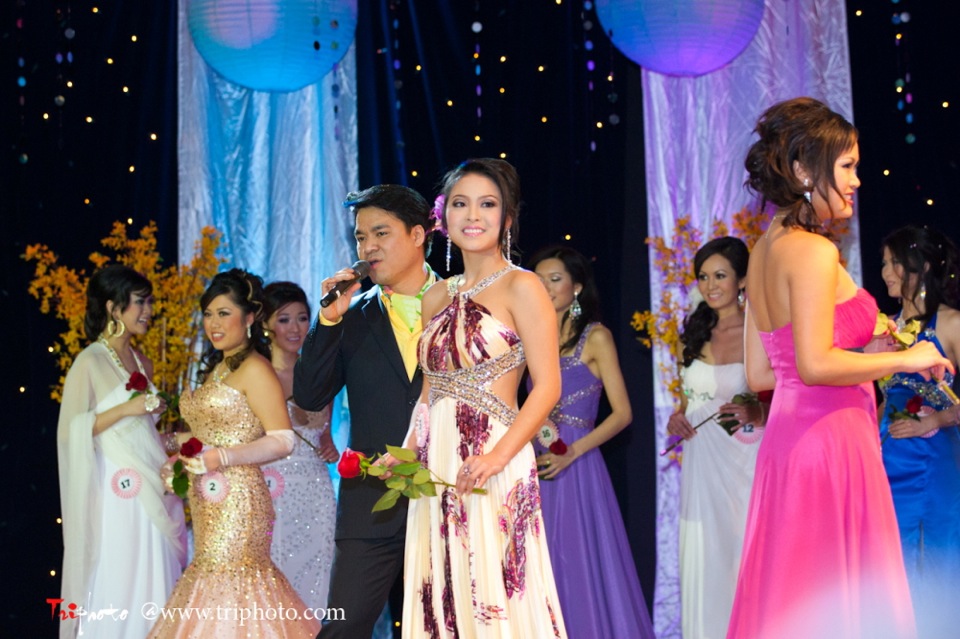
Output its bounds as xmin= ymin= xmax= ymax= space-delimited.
xmin=294 ymin=287 xmax=422 ymax=540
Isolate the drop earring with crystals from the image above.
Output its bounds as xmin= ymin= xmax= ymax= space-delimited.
xmin=504 ymin=229 xmax=513 ymax=264
xmin=803 ymin=178 xmax=812 ymax=203
xmin=446 ymin=236 xmax=452 ymax=272
xmin=570 ymin=290 xmax=582 ymax=319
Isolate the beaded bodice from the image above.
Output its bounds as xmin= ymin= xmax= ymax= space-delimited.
xmin=549 ymin=323 xmax=603 ymax=431
xmin=180 ymin=381 xmax=266 ymax=447
xmin=419 ymin=265 xmax=523 ymax=426
xmin=880 ymin=313 xmax=956 ymax=411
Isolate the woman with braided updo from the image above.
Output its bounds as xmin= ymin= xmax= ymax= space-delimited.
xmin=149 ymin=269 xmax=319 ymax=638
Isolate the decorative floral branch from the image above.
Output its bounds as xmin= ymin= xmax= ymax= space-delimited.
xmin=23 ymin=221 xmax=224 ymax=426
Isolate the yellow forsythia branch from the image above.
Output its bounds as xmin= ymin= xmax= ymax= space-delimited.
xmin=23 ymin=222 xmax=224 ymax=414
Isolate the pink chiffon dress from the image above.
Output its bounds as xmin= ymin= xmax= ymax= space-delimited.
xmin=726 ymin=289 xmax=916 ymax=639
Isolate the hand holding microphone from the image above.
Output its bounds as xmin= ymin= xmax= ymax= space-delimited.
xmin=319 ymin=260 xmax=371 ymax=320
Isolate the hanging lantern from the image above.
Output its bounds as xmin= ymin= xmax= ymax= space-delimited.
xmin=595 ymin=0 xmax=764 ymax=77
xmin=187 ymin=0 xmax=357 ymax=92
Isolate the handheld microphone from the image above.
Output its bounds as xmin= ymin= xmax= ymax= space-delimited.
xmin=320 ymin=260 xmax=371 ymax=308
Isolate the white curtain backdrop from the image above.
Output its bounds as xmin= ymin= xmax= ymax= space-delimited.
xmin=644 ymin=1 xmax=860 ymax=636
xmin=176 ymin=0 xmax=359 ymax=485
xmin=176 ymin=0 xmax=357 ymax=307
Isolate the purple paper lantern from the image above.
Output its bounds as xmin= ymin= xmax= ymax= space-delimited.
xmin=596 ymin=0 xmax=765 ymax=77
xmin=187 ymin=0 xmax=357 ymax=92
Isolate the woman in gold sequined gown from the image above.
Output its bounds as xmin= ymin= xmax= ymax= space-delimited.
xmin=149 ymin=270 xmax=320 ymax=638
xmin=392 ymin=159 xmax=567 ymax=637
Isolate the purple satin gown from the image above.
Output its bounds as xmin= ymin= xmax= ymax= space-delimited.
xmin=534 ymin=323 xmax=654 ymax=638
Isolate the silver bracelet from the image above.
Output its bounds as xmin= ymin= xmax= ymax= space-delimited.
xmin=217 ymin=447 xmax=230 ymax=468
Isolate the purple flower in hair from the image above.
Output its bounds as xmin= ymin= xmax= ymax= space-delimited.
xmin=431 ymin=195 xmax=448 ymax=236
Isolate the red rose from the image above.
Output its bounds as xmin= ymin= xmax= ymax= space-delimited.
xmin=905 ymin=395 xmax=924 ymax=415
xmin=126 ymin=372 xmax=149 ymax=392
xmin=549 ymin=440 xmax=568 ymax=456
xmin=180 ymin=437 xmax=203 ymax=458
xmin=337 ymin=448 xmax=366 ymax=479
xmin=757 ymin=390 xmax=774 ymax=404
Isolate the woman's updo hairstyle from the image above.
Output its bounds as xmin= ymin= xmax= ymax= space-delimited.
xmin=196 ymin=268 xmax=271 ymax=383
xmin=744 ymin=97 xmax=858 ymax=232
xmin=263 ymin=281 xmax=310 ymax=346
xmin=438 ymin=158 xmax=522 ymax=263
xmin=681 ymin=237 xmax=750 ymax=367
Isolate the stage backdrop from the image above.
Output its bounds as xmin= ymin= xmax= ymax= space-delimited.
xmin=641 ymin=1 xmax=860 ymax=636
xmin=176 ymin=0 xmax=358 ymax=308
xmin=176 ymin=0 xmax=360 ymax=470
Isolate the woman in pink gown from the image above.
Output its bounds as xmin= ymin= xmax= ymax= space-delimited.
xmin=728 ymin=97 xmax=952 ymax=639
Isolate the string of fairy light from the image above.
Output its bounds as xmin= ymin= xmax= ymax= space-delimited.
xmin=580 ymin=0 xmax=620 ymax=154
xmin=853 ymin=1 xmax=951 ymax=210
xmin=14 ymin=2 xmax=167 ymax=587
xmin=395 ymin=0 xmax=622 ymax=198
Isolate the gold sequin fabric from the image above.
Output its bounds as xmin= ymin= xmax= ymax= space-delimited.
xmin=147 ymin=381 xmax=320 ymax=638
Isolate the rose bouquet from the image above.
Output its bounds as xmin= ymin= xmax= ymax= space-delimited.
xmin=337 ymin=445 xmax=487 ymax=512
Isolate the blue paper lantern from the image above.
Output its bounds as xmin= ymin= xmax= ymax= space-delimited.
xmin=187 ymin=0 xmax=357 ymax=92
xmin=596 ymin=0 xmax=765 ymax=77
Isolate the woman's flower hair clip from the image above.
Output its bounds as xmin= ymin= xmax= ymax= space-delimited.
xmin=431 ymin=194 xmax=447 ymax=236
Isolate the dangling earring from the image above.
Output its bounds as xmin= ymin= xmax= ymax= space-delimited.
xmin=803 ymin=178 xmax=812 ymax=203
xmin=570 ymin=291 xmax=582 ymax=319
xmin=246 ymin=324 xmax=252 ymax=339
xmin=445 ymin=236 xmax=452 ymax=272
xmin=504 ymin=229 xmax=513 ymax=264
xmin=919 ymin=282 xmax=927 ymax=301
xmin=737 ymin=289 xmax=746 ymax=308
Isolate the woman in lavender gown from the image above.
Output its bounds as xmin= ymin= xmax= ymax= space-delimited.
xmin=530 ymin=246 xmax=654 ymax=638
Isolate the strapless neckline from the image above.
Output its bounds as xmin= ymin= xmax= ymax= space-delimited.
xmin=762 ymin=288 xmax=871 ymax=336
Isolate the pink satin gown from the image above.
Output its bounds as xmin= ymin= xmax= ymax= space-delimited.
xmin=726 ymin=289 xmax=916 ymax=639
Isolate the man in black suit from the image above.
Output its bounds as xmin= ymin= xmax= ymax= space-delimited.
xmin=294 ymin=184 xmax=438 ymax=638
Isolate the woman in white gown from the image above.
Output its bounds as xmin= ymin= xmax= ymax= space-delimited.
xmin=666 ymin=238 xmax=766 ymax=638
xmin=57 ymin=264 xmax=186 ymax=639
xmin=262 ymin=281 xmax=339 ymax=609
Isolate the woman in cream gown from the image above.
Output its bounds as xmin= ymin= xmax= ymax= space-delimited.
xmin=666 ymin=238 xmax=765 ymax=638
xmin=392 ymin=159 xmax=567 ymax=638
xmin=58 ymin=264 xmax=186 ymax=639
